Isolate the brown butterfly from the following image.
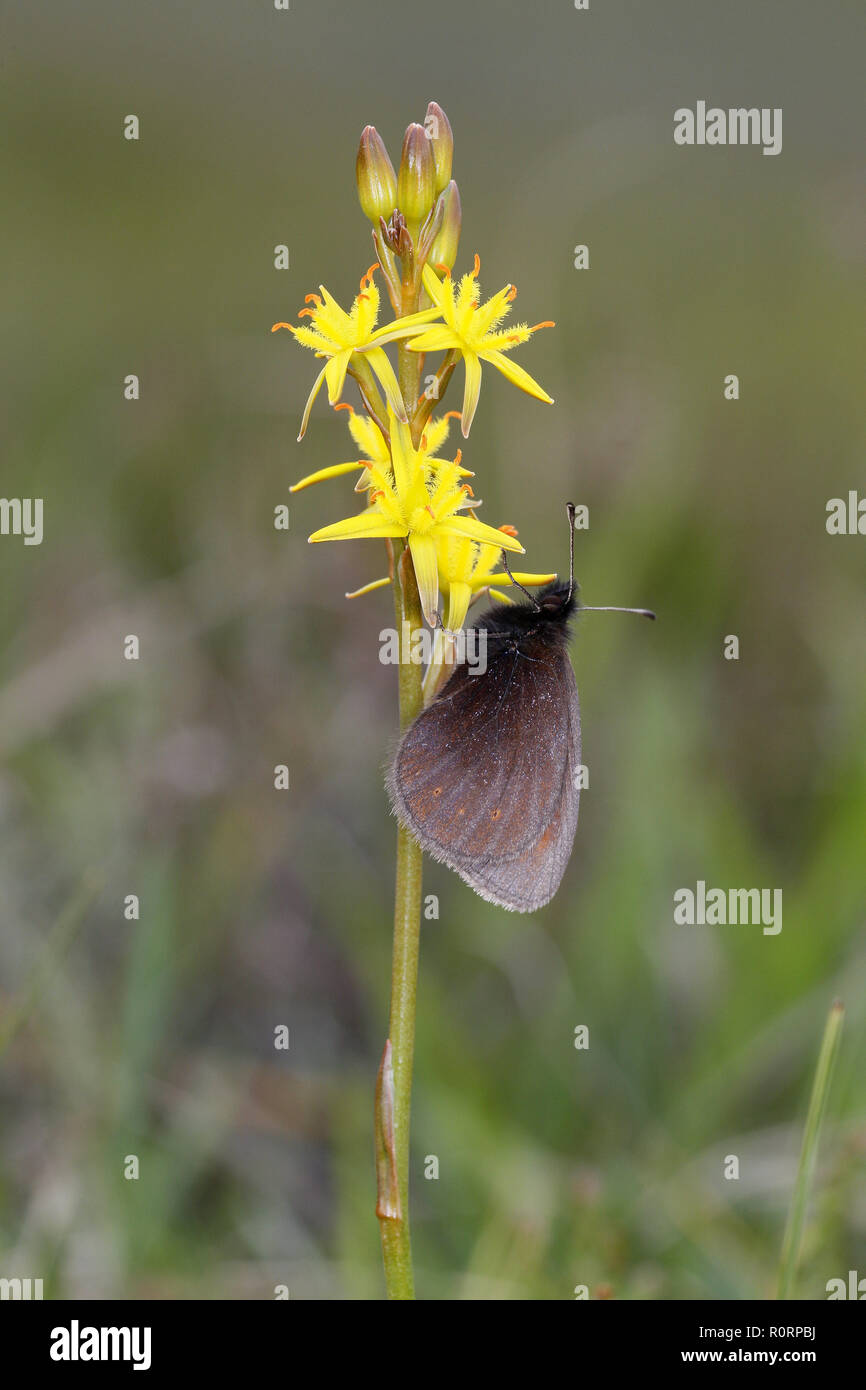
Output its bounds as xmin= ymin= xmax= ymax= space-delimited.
xmin=388 ymin=505 xmax=654 ymax=911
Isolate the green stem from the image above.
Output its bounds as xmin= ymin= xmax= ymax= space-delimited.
xmin=348 ymin=359 xmax=389 ymax=441
xmin=777 ymin=998 xmax=844 ymax=1299
xmin=398 ymin=344 xmax=420 ymax=444
xmin=398 ymin=256 xmax=422 ymax=441
xmin=377 ymin=545 xmax=424 ymax=1299
xmin=412 ymin=351 xmax=458 ymax=439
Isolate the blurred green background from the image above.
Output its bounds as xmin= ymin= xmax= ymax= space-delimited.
xmin=1 ymin=0 xmax=864 ymax=1299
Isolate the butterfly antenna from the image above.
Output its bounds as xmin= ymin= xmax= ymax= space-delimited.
xmin=500 ymin=548 xmax=541 ymax=610
xmin=565 ymin=501 xmax=577 ymax=603
xmin=580 ymin=605 xmax=656 ymax=620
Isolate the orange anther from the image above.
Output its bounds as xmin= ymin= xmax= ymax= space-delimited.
xmin=530 ymin=320 xmax=555 ymax=331
xmin=454 ymin=448 xmax=463 ymax=466
xmin=498 ymin=524 xmax=519 ymax=538
xmin=360 ymin=262 xmax=380 ymax=289
xmin=304 ymin=293 xmax=323 ymax=305
xmin=297 ymin=308 xmax=316 ymax=318
xmin=271 ymin=322 xmax=292 ymax=332
xmin=333 ymin=401 xmax=355 ymax=414
xmin=471 ymin=253 xmax=481 ymax=277
xmin=506 ymin=285 xmax=517 ymax=302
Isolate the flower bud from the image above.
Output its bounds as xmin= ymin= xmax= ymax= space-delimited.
xmin=381 ymin=210 xmax=413 ymax=262
xmin=424 ymin=102 xmax=453 ymax=194
xmin=397 ymin=123 xmax=436 ymax=229
xmin=429 ymin=180 xmax=462 ymax=272
xmin=356 ymin=126 xmax=398 ymax=224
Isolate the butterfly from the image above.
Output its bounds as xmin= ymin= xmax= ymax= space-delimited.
xmin=387 ymin=505 xmax=654 ymax=912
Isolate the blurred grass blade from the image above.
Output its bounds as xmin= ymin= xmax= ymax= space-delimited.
xmin=777 ymin=998 xmax=844 ymax=1299
xmin=0 ymin=869 xmax=103 ymax=1059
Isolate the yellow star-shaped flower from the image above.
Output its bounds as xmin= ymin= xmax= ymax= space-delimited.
xmin=306 ymin=409 xmax=524 ymax=625
xmin=408 ymin=255 xmax=555 ymax=436
xmin=272 ymin=265 xmax=441 ymax=440
xmin=435 ymin=525 xmax=557 ymax=633
xmin=289 ymin=405 xmax=472 ymax=498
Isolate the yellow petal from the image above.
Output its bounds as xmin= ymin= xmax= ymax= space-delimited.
xmin=483 ymin=570 xmax=557 ymax=590
xmin=347 ymin=411 xmax=389 ymax=462
xmin=388 ymin=411 xmax=416 ymax=497
xmin=444 ymin=580 xmax=472 ymax=632
xmin=290 ymin=462 xmax=365 ymax=492
xmin=369 ymin=307 xmax=443 ymax=345
xmin=421 ymin=262 xmax=448 ymax=304
xmin=421 ymin=414 xmax=454 ymax=454
xmin=421 ymin=626 xmax=455 ymax=706
xmin=461 ymin=353 xmax=483 ymax=436
xmin=286 ymin=323 xmax=335 ymax=354
xmin=365 ymin=347 xmax=407 ymax=422
xmin=297 ymin=364 xmax=328 ymax=441
xmin=480 ymin=348 xmax=553 ymax=404
xmin=345 ymin=576 xmax=392 ymax=599
xmin=406 ymin=326 xmax=459 ymax=354
xmin=408 ymin=534 xmax=440 ymax=626
xmin=309 ymin=510 xmax=406 ymax=543
xmin=324 ymin=350 xmax=352 ymax=404
xmin=435 ymin=514 xmax=525 ymax=552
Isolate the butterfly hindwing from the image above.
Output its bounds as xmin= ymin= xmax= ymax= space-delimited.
xmin=388 ymin=620 xmax=581 ymax=910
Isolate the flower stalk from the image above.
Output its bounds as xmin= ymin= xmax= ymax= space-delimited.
xmin=377 ymin=545 xmax=425 ymax=1299
xmin=374 ymin=254 xmax=426 ymax=1301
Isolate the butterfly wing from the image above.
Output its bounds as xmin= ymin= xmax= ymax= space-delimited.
xmin=388 ymin=639 xmax=581 ymax=911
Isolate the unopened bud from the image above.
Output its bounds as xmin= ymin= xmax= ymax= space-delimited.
xmin=429 ymin=180 xmax=462 ymax=271
xmin=356 ymin=126 xmax=398 ymax=224
xmin=381 ymin=210 xmax=413 ymax=262
xmin=397 ymin=123 xmax=435 ymax=229
xmin=424 ymin=102 xmax=453 ymax=194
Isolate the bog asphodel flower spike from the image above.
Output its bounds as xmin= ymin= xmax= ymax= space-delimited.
xmin=274 ymin=101 xmax=560 ymax=1301
xmin=272 ymin=265 xmax=440 ymax=440
xmin=409 ymin=256 xmax=555 ymax=436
